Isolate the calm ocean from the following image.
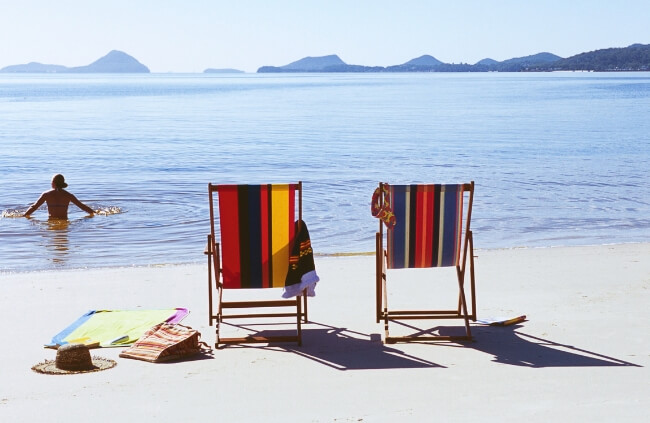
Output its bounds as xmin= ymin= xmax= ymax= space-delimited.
xmin=1 ymin=72 xmax=649 ymax=272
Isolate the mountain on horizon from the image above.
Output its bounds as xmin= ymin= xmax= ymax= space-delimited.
xmin=257 ymin=55 xmax=348 ymax=72
xmin=68 ymin=50 xmax=149 ymax=73
xmin=402 ymin=55 xmax=443 ymax=67
xmin=258 ymin=51 xmax=564 ymax=73
xmin=551 ymin=43 xmax=650 ymax=71
xmin=283 ymin=54 xmax=345 ymax=70
xmin=501 ymin=52 xmax=562 ymax=65
xmin=2 ymin=43 xmax=647 ymax=74
xmin=257 ymin=45 xmax=649 ymax=72
xmin=0 ymin=50 xmax=150 ymax=73
xmin=381 ymin=54 xmax=444 ymax=71
xmin=475 ymin=58 xmax=499 ymax=66
xmin=0 ymin=62 xmax=68 ymax=73
xmin=483 ymin=52 xmax=563 ymax=71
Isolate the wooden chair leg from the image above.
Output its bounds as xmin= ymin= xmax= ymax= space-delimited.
xmin=382 ymin=265 xmax=391 ymax=342
xmin=469 ymin=232 xmax=477 ymax=320
xmin=297 ymin=296 xmax=303 ymax=346
xmin=207 ymin=236 xmax=213 ymax=326
xmin=215 ymin=286 xmax=223 ymax=348
xmin=376 ymin=232 xmax=382 ymax=323
xmin=456 ymin=267 xmax=472 ymax=339
xmin=302 ymin=289 xmax=308 ymax=322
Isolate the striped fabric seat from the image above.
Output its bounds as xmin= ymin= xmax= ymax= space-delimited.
xmin=374 ymin=181 xmax=476 ymax=343
xmin=387 ymin=184 xmax=464 ymax=269
xmin=207 ymin=182 xmax=308 ymax=347
xmin=216 ymin=184 xmax=297 ymax=289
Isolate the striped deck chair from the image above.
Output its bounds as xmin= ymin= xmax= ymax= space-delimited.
xmin=375 ymin=182 xmax=476 ymax=343
xmin=206 ymin=182 xmax=308 ymax=347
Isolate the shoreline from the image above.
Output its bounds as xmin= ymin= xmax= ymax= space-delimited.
xmin=2 ymin=240 xmax=648 ymax=275
xmin=2 ymin=242 xmax=649 ymax=421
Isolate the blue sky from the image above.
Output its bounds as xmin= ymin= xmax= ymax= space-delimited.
xmin=1 ymin=1 xmax=648 ymax=72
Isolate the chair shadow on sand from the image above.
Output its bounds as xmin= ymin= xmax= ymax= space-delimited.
xmin=217 ymin=321 xmax=641 ymax=369
xmin=403 ymin=322 xmax=641 ymax=368
xmin=219 ymin=321 xmax=443 ymax=370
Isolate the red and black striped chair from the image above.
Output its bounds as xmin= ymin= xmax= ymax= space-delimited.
xmin=207 ymin=182 xmax=307 ymax=347
xmin=375 ymin=182 xmax=476 ymax=343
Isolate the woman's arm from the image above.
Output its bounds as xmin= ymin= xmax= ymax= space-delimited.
xmin=24 ymin=194 xmax=46 ymax=217
xmin=70 ymin=194 xmax=94 ymax=215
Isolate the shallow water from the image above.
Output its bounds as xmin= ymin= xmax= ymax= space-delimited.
xmin=1 ymin=72 xmax=649 ymax=272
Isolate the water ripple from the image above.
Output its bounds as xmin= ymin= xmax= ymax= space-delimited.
xmin=1 ymin=73 xmax=649 ymax=271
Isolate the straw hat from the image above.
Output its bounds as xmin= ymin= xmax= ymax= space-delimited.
xmin=32 ymin=344 xmax=116 ymax=375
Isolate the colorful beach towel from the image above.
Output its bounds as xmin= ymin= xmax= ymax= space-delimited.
xmin=46 ymin=308 xmax=189 ymax=348
xmin=282 ymin=219 xmax=319 ymax=298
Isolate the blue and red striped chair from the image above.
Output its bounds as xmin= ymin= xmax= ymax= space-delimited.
xmin=374 ymin=182 xmax=476 ymax=343
xmin=207 ymin=182 xmax=307 ymax=347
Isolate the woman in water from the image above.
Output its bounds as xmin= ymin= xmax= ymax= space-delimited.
xmin=24 ymin=174 xmax=94 ymax=219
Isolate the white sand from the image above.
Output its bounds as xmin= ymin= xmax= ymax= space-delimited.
xmin=1 ymin=243 xmax=649 ymax=422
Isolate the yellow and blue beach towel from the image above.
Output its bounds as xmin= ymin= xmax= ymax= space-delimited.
xmin=46 ymin=308 xmax=188 ymax=348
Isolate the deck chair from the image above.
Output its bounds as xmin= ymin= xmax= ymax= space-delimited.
xmin=207 ymin=182 xmax=308 ymax=347
xmin=375 ymin=182 xmax=476 ymax=343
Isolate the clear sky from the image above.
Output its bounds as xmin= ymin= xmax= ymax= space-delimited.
xmin=1 ymin=0 xmax=648 ymax=73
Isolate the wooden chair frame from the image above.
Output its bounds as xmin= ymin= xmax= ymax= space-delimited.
xmin=206 ymin=182 xmax=308 ymax=347
xmin=375 ymin=181 xmax=477 ymax=343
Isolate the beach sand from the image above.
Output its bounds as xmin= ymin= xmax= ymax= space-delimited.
xmin=1 ymin=243 xmax=648 ymax=422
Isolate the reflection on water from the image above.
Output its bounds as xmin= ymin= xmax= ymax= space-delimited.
xmin=0 ymin=205 xmax=125 ymax=271
xmin=43 ymin=218 xmax=70 ymax=265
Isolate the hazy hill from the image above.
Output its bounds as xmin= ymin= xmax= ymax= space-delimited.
xmin=0 ymin=50 xmax=149 ymax=73
xmin=475 ymin=58 xmax=499 ymax=66
xmin=550 ymin=43 xmax=650 ymax=71
xmin=487 ymin=52 xmax=563 ymax=71
xmin=258 ymin=54 xmax=347 ymax=72
xmin=403 ymin=55 xmax=443 ymax=67
xmin=4 ymin=43 xmax=648 ymax=74
xmin=257 ymin=52 xmax=565 ymax=73
xmin=501 ymin=52 xmax=562 ymax=65
xmin=283 ymin=54 xmax=345 ymax=70
xmin=0 ymin=62 xmax=68 ymax=73
xmin=385 ymin=55 xmax=444 ymax=71
xmin=68 ymin=50 xmax=149 ymax=73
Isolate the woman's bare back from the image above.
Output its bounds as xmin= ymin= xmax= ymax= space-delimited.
xmin=25 ymin=188 xmax=94 ymax=219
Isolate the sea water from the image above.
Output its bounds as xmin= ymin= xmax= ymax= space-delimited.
xmin=1 ymin=72 xmax=649 ymax=272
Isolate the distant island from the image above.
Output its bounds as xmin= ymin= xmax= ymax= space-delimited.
xmin=204 ymin=68 xmax=245 ymax=74
xmin=2 ymin=43 xmax=648 ymax=74
xmin=258 ymin=43 xmax=650 ymax=73
xmin=0 ymin=50 xmax=150 ymax=73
